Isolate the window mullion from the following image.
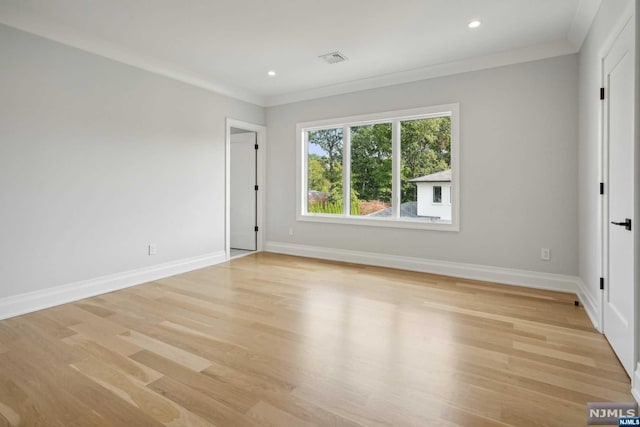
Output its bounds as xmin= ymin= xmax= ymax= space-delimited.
xmin=392 ymin=120 xmax=401 ymax=219
xmin=303 ymin=130 xmax=309 ymax=215
xmin=343 ymin=126 xmax=351 ymax=216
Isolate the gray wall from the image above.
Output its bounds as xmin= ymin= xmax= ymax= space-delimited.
xmin=0 ymin=24 xmax=264 ymax=299
xmin=577 ymin=1 xmax=633 ymax=308
xmin=266 ymin=55 xmax=579 ymax=275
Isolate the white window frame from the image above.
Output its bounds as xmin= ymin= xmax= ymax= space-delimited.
xmin=296 ymin=103 xmax=460 ymax=232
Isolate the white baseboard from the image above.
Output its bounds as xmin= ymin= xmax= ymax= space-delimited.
xmin=575 ymin=278 xmax=601 ymax=332
xmin=265 ymin=241 xmax=579 ymax=293
xmin=633 ymin=364 xmax=640 ymax=405
xmin=0 ymin=251 xmax=227 ymax=320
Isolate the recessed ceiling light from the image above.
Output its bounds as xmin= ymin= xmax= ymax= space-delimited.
xmin=267 ymin=70 xmax=277 ymax=77
xmin=468 ymin=20 xmax=481 ymax=29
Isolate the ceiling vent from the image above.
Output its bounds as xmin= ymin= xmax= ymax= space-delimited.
xmin=319 ymin=51 xmax=348 ymax=64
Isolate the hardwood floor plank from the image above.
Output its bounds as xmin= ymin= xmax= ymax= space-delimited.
xmin=0 ymin=400 xmax=20 ymax=427
xmin=0 ymin=252 xmax=632 ymax=426
xmin=68 ymin=379 xmax=166 ymax=427
xmin=70 ymin=356 xmax=213 ymax=426
xmin=256 ymin=394 xmax=368 ymax=427
xmin=118 ymin=330 xmax=212 ymax=372
xmin=146 ymin=374 xmax=259 ymax=427
xmin=0 ymin=352 xmax=136 ymax=427
xmin=63 ymin=333 xmax=163 ymax=385
xmin=246 ymin=400 xmax=317 ymax=427
xmin=68 ymin=321 xmax=144 ymax=357
xmin=131 ymin=350 xmax=260 ymax=413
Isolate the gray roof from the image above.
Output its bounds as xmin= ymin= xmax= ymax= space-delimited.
xmin=409 ymin=169 xmax=451 ymax=183
xmin=369 ymin=201 xmax=417 ymax=217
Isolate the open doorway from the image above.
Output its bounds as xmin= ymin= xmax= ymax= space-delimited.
xmin=230 ymin=128 xmax=257 ymax=257
xmin=225 ymin=119 xmax=266 ymax=260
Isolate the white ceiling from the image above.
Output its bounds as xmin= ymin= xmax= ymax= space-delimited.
xmin=0 ymin=0 xmax=601 ymax=106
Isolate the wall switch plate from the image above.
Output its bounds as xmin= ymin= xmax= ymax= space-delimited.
xmin=288 ymin=227 xmax=294 ymax=236
xmin=541 ymin=248 xmax=550 ymax=261
xmin=149 ymin=244 xmax=157 ymax=255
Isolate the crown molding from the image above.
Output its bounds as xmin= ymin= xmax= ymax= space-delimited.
xmin=1 ymin=4 xmax=586 ymax=109
xmin=0 ymin=10 xmax=266 ymax=106
xmin=264 ymin=40 xmax=578 ymax=107
xmin=567 ymin=0 xmax=602 ymax=50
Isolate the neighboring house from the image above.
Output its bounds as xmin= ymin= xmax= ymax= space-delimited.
xmin=369 ymin=169 xmax=452 ymax=220
xmin=409 ymin=169 xmax=452 ymax=221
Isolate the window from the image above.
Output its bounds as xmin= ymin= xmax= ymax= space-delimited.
xmin=307 ymin=128 xmax=344 ymax=214
xmin=297 ymin=104 xmax=459 ymax=231
xmin=433 ymin=186 xmax=442 ymax=204
xmin=350 ymin=123 xmax=392 ymax=216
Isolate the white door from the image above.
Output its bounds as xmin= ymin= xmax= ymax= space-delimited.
xmin=603 ymin=19 xmax=635 ymax=378
xmin=230 ymin=132 xmax=257 ymax=251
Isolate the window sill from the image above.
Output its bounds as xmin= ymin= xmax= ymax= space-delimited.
xmin=297 ymin=213 xmax=459 ymax=232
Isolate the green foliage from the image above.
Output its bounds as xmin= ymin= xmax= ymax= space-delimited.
xmin=306 ymin=116 xmax=451 ymax=213
xmin=350 ymin=123 xmax=392 ymax=203
xmin=308 ymin=129 xmax=343 ymax=203
xmin=308 ymin=154 xmax=329 ymax=193
xmin=308 ymin=199 xmax=359 ymax=215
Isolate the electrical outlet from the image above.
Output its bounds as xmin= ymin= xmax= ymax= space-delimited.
xmin=540 ymin=248 xmax=550 ymax=261
xmin=288 ymin=227 xmax=294 ymax=236
xmin=149 ymin=244 xmax=157 ymax=255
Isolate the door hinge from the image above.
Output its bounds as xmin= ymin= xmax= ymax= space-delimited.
xmin=600 ymin=87 xmax=605 ymax=100
xmin=599 ymin=182 xmax=604 ymax=195
xmin=254 ymin=226 xmax=259 ymax=232
xmin=254 ymin=144 xmax=259 ymax=150
xmin=600 ymin=277 xmax=604 ymax=290
xmin=254 ymin=185 xmax=259 ymax=191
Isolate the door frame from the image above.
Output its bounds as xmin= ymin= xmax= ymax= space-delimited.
xmin=598 ymin=6 xmax=638 ymax=387
xmin=635 ymin=5 xmax=640 ymax=399
xmin=225 ymin=118 xmax=267 ymax=260
xmin=598 ymin=3 xmax=636 ymax=332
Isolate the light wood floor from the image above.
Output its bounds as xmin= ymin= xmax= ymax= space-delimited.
xmin=0 ymin=253 xmax=632 ymax=426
